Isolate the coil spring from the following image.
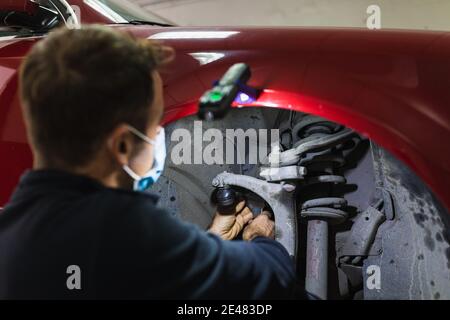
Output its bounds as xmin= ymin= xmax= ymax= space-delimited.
xmin=294 ymin=116 xmax=352 ymax=224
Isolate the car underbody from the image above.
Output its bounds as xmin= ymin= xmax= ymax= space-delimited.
xmin=153 ymin=107 xmax=450 ymax=299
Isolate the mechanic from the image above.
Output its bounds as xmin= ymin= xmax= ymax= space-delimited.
xmin=0 ymin=25 xmax=295 ymax=299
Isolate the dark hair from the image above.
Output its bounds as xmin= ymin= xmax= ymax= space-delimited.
xmin=20 ymin=25 xmax=173 ymax=168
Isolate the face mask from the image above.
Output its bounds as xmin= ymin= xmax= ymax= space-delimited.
xmin=122 ymin=125 xmax=166 ymax=191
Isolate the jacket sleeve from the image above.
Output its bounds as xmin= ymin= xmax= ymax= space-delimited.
xmin=100 ymin=195 xmax=296 ymax=299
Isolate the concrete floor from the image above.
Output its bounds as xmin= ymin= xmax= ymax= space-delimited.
xmin=132 ymin=0 xmax=450 ymax=31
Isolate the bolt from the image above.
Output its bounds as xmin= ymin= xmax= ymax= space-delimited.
xmin=282 ymin=183 xmax=296 ymax=192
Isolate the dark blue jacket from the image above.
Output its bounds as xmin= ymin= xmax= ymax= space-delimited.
xmin=0 ymin=170 xmax=295 ymax=299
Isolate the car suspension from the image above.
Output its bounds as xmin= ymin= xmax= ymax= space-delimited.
xmin=211 ymin=114 xmax=360 ymax=299
xmin=293 ymin=116 xmax=354 ymax=299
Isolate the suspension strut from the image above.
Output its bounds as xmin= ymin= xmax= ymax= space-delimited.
xmin=211 ymin=114 xmax=356 ymax=299
xmin=293 ymin=116 xmax=354 ymax=299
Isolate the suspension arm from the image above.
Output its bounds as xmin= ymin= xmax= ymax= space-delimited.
xmin=212 ymin=171 xmax=298 ymax=259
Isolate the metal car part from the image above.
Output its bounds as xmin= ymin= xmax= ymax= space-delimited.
xmin=337 ymin=189 xmax=395 ymax=267
xmin=211 ymin=171 xmax=298 ymax=259
xmin=287 ymin=117 xmax=355 ymax=299
xmin=339 ymin=205 xmax=386 ymax=261
xmin=259 ymin=165 xmax=307 ymax=182
xmin=267 ymin=128 xmax=355 ymax=167
xmin=292 ymin=115 xmax=341 ymax=141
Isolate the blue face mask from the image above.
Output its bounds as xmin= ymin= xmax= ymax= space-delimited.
xmin=122 ymin=125 xmax=166 ymax=191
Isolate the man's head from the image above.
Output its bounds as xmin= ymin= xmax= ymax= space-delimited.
xmin=20 ymin=25 xmax=174 ymax=188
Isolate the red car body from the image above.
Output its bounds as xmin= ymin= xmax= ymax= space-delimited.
xmin=0 ymin=0 xmax=449 ymax=212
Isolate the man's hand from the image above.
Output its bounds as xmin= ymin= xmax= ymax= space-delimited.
xmin=208 ymin=201 xmax=253 ymax=240
xmin=242 ymin=212 xmax=275 ymax=241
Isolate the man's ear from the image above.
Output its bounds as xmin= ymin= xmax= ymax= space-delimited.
xmin=107 ymin=124 xmax=134 ymax=167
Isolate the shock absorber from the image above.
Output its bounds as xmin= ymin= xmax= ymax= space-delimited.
xmin=292 ymin=116 xmax=353 ymax=299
